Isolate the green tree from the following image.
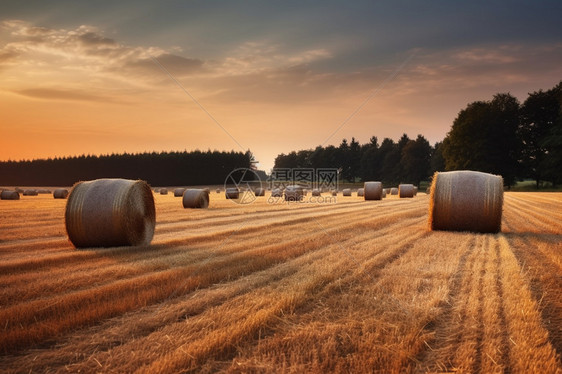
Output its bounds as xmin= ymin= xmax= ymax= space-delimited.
xmin=401 ymin=135 xmax=432 ymax=187
xmin=519 ymin=81 xmax=562 ymax=188
xmin=442 ymin=93 xmax=520 ymax=186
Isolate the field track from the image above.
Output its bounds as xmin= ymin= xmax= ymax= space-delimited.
xmin=0 ymin=191 xmax=561 ymax=373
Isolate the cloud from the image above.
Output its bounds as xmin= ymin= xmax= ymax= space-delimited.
xmin=14 ymin=88 xmax=114 ymax=103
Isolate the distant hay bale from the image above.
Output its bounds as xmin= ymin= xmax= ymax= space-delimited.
xmin=364 ymin=181 xmax=383 ymax=200
xmin=384 ymin=188 xmax=391 ymax=194
xmin=38 ymin=189 xmax=51 ymax=194
xmin=203 ymin=188 xmax=211 ymax=194
xmin=216 ymin=188 xmax=221 ymax=193
xmin=225 ymin=187 xmax=240 ymax=199
xmin=284 ymin=185 xmax=304 ymax=201
xmin=413 ymin=186 xmax=418 ymax=196
xmin=271 ymin=188 xmax=283 ymax=197
xmin=390 ymin=188 xmax=398 ymax=195
xmin=357 ymin=188 xmax=364 ymax=197
xmin=182 ymin=189 xmax=210 ymax=209
xmin=331 ymin=190 xmax=338 ymax=196
xmin=15 ymin=187 xmax=24 ymax=193
xmin=312 ymin=188 xmax=321 ymax=196
xmin=382 ymin=189 xmax=387 ymax=198
xmin=160 ymin=188 xmax=168 ymax=195
xmin=174 ymin=188 xmax=186 ymax=197
xmin=65 ymin=178 xmax=156 ymax=248
xmin=1 ymin=190 xmax=20 ymax=200
xmin=254 ymin=187 xmax=265 ymax=196
xmin=399 ymin=184 xmax=415 ymax=198
xmin=53 ymin=189 xmax=69 ymax=199
xmin=342 ymin=188 xmax=352 ymax=196
xmin=23 ymin=189 xmax=38 ymax=196
xmin=428 ymin=170 xmax=503 ymax=233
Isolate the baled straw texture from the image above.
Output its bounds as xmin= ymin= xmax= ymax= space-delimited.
xmin=390 ymin=188 xmax=398 ymax=195
xmin=53 ymin=189 xmax=69 ymax=199
xmin=284 ymin=185 xmax=304 ymax=201
xmin=357 ymin=188 xmax=364 ymax=197
xmin=174 ymin=188 xmax=186 ymax=197
xmin=254 ymin=187 xmax=265 ymax=196
xmin=183 ymin=189 xmax=210 ymax=209
xmin=398 ymin=184 xmax=415 ymax=198
xmin=23 ymin=190 xmax=38 ymax=196
xmin=428 ymin=170 xmax=503 ymax=233
xmin=1 ymin=190 xmax=20 ymax=200
xmin=65 ymin=179 xmax=156 ymax=248
xmin=271 ymin=188 xmax=282 ymax=197
xmin=225 ymin=188 xmax=240 ymax=199
xmin=160 ymin=188 xmax=168 ymax=195
xmin=364 ymin=181 xmax=382 ymax=200
xmin=312 ymin=188 xmax=321 ymax=197
xmin=342 ymin=188 xmax=352 ymax=196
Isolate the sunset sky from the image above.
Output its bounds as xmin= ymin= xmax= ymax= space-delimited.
xmin=1 ymin=1 xmax=561 ymax=171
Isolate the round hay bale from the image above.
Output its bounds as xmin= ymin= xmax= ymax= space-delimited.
xmin=254 ymin=187 xmax=265 ymax=197
xmin=53 ymin=189 xmax=69 ymax=199
xmin=159 ymin=188 xmax=168 ymax=195
xmin=390 ymin=188 xmax=398 ymax=195
xmin=1 ymin=190 xmax=20 ymax=200
xmin=357 ymin=188 xmax=364 ymax=197
xmin=382 ymin=189 xmax=387 ymax=198
xmin=399 ymin=184 xmax=415 ymax=198
xmin=331 ymin=190 xmax=338 ymax=196
xmin=312 ymin=188 xmax=321 ymax=197
xmin=65 ymin=179 xmax=156 ymax=248
xmin=23 ymin=189 xmax=38 ymax=196
xmin=428 ymin=170 xmax=503 ymax=233
xmin=182 ymin=189 xmax=209 ymax=208
xmin=413 ymin=186 xmax=418 ymax=196
xmin=15 ymin=187 xmax=24 ymax=193
xmin=342 ymin=188 xmax=352 ymax=197
xmin=38 ymin=189 xmax=51 ymax=194
xmin=216 ymin=188 xmax=221 ymax=193
xmin=364 ymin=181 xmax=382 ymax=200
xmin=225 ymin=187 xmax=240 ymax=199
xmin=174 ymin=188 xmax=186 ymax=197
xmin=203 ymin=188 xmax=211 ymax=194
xmin=271 ymin=188 xmax=283 ymax=197
xmin=284 ymin=185 xmax=304 ymax=201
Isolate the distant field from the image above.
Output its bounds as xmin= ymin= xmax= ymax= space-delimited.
xmin=0 ymin=191 xmax=561 ymax=373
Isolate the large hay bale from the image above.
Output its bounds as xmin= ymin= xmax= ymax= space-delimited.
xmin=254 ymin=187 xmax=265 ymax=197
xmin=390 ymin=188 xmax=398 ymax=195
xmin=428 ymin=170 xmax=503 ymax=233
xmin=399 ymin=184 xmax=415 ymax=198
xmin=357 ymin=188 xmax=364 ymax=197
xmin=183 ymin=189 xmax=209 ymax=208
xmin=53 ymin=189 xmax=69 ymax=199
xmin=1 ymin=190 xmax=20 ymax=200
xmin=312 ymin=188 xmax=321 ymax=197
xmin=23 ymin=189 xmax=38 ymax=196
xmin=65 ymin=179 xmax=156 ymax=248
xmin=284 ymin=185 xmax=304 ymax=201
xmin=271 ymin=188 xmax=283 ymax=197
xmin=225 ymin=187 xmax=240 ymax=199
xmin=342 ymin=188 xmax=352 ymax=196
xmin=364 ymin=181 xmax=382 ymax=200
xmin=160 ymin=188 xmax=168 ymax=195
xmin=174 ymin=188 xmax=186 ymax=197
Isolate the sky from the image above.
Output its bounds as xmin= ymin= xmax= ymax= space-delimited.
xmin=1 ymin=1 xmax=561 ymax=172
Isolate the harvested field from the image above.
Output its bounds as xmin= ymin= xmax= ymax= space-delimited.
xmin=0 ymin=192 xmax=561 ymax=373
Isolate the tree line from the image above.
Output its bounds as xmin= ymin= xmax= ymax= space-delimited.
xmin=274 ymin=81 xmax=562 ymax=188
xmin=0 ymin=150 xmax=251 ymax=187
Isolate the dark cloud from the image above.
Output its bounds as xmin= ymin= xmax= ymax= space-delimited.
xmin=78 ymin=32 xmax=117 ymax=47
xmin=126 ymin=53 xmax=204 ymax=76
